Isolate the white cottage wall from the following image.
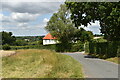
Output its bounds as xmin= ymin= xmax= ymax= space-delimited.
xmin=43 ymin=39 xmax=57 ymax=45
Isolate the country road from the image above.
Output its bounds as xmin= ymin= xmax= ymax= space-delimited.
xmin=63 ymin=52 xmax=118 ymax=78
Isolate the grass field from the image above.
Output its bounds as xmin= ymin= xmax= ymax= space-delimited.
xmin=2 ymin=49 xmax=83 ymax=78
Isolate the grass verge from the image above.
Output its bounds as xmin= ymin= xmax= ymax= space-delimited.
xmin=105 ymin=57 xmax=119 ymax=64
xmin=84 ymin=53 xmax=119 ymax=64
xmin=2 ymin=49 xmax=83 ymax=78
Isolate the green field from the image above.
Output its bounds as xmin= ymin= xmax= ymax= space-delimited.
xmin=2 ymin=49 xmax=84 ymax=78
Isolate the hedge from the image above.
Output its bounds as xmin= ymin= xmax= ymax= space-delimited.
xmin=10 ymin=44 xmax=56 ymax=51
xmin=85 ymin=41 xmax=120 ymax=58
xmin=10 ymin=42 xmax=84 ymax=52
xmin=2 ymin=44 xmax=11 ymax=50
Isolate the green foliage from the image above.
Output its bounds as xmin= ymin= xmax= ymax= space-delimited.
xmin=45 ymin=4 xmax=76 ymax=51
xmin=38 ymin=40 xmax=43 ymax=45
xmin=55 ymin=41 xmax=84 ymax=52
xmin=85 ymin=41 xmax=120 ymax=59
xmin=16 ymin=40 xmax=28 ymax=46
xmin=74 ymin=28 xmax=93 ymax=42
xmin=1 ymin=31 xmax=16 ymax=45
xmin=80 ymin=31 xmax=93 ymax=42
xmin=55 ymin=43 xmax=72 ymax=52
xmin=92 ymin=38 xmax=107 ymax=42
xmin=16 ymin=36 xmax=44 ymax=42
xmin=2 ymin=44 xmax=11 ymax=50
xmin=10 ymin=44 xmax=56 ymax=51
xmin=65 ymin=2 xmax=120 ymax=41
xmin=71 ymin=41 xmax=84 ymax=52
xmin=11 ymin=46 xmax=29 ymax=50
xmin=84 ymin=42 xmax=89 ymax=53
xmin=45 ymin=4 xmax=93 ymax=52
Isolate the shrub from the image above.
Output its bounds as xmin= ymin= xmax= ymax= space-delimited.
xmin=16 ymin=40 xmax=28 ymax=46
xmin=71 ymin=41 xmax=84 ymax=52
xmin=55 ymin=43 xmax=72 ymax=52
xmin=10 ymin=44 xmax=56 ymax=51
xmin=2 ymin=44 xmax=11 ymax=50
xmin=38 ymin=40 xmax=43 ymax=45
xmin=84 ymin=42 xmax=89 ymax=53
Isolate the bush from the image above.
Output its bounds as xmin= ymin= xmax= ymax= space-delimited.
xmin=10 ymin=44 xmax=56 ymax=51
xmin=38 ymin=40 xmax=43 ymax=45
xmin=16 ymin=40 xmax=28 ymax=46
xmin=55 ymin=43 xmax=72 ymax=52
xmin=71 ymin=41 xmax=84 ymax=52
xmin=2 ymin=44 xmax=11 ymax=50
xmin=85 ymin=42 xmax=89 ymax=53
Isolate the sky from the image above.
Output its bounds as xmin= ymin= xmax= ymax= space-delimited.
xmin=0 ymin=0 xmax=101 ymax=36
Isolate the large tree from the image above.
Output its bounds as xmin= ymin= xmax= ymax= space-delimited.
xmin=73 ymin=28 xmax=93 ymax=42
xmin=45 ymin=4 xmax=76 ymax=44
xmin=1 ymin=31 xmax=16 ymax=45
xmin=45 ymin=4 xmax=77 ymax=52
xmin=65 ymin=2 xmax=120 ymax=41
xmin=45 ymin=4 xmax=93 ymax=51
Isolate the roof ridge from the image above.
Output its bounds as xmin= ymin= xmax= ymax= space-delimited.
xmin=43 ymin=33 xmax=57 ymax=39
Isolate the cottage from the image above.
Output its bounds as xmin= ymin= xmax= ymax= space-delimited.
xmin=43 ymin=33 xmax=57 ymax=45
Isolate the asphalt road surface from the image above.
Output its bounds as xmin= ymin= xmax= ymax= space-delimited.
xmin=63 ymin=52 xmax=118 ymax=78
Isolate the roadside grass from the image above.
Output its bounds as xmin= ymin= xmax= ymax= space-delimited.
xmin=105 ymin=57 xmax=119 ymax=64
xmin=2 ymin=49 xmax=83 ymax=78
xmin=84 ymin=53 xmax=119 ymax=64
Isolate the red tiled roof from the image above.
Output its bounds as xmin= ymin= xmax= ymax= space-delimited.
xmin=43 ymin=33 xmax=57 ymax=39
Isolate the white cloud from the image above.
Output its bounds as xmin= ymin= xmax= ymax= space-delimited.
xmin=2 ymin=2 xmax=62 ymax=14
xmin=1 ymin=2 xmax=63 ymax=36
xmin=80 ymin=21 xmax=101 ymax=34
xmin=2 ymin=0 xmax=65 ymax=2
xmin=1 ymin=12 xmax=39 ymax=23
xmin=88 ymin=21 xmax=100 ymax=27
xmin=1 ymin=2 xmax=62 ymax=36
xmin=11 ymin=12 xmax=39 ymax=22
xmin=0 ymin=13 xmax=11 ymax=22
xmin=17 ymin=23 xmax=28 ymax=28
xmin=0 ymin=14 xmax=3 ymax=20
xmin=43 ymin=18 xmax=49 ymax=23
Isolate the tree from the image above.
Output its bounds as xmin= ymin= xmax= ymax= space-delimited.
xmin=73 ymin=28 xmax=93 ymax=42
xmin=1 ymin=31 xmax=16 ymax=45
xmin=65 ymin=2 xmax=120 ymax=41
xmin=46 ymin=5 xmax=76 ymax=43
xmin=45 ymin=4 xmax=76 ymax=51
xmin=45 ymin=4 xmax=94 ymax=52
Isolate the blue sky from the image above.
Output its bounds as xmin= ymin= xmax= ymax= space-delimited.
xmin=1 ymin=1 xmax=101 ymax=36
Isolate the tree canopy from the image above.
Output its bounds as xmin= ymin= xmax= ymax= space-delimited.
xmin=65 ymin=2 xmax=120 ymax=41
xmin=45 ymin=4 xmax=93 ymax=52
xmin=74 ymin=28 xmax=93 ymax=42
xmin=1 ymin=31 xmax=16 ymax=45
xmin=45 ymin=4 xmax=76 ymax=44
xmin=45 ymin=4 xmax=93 ymax=43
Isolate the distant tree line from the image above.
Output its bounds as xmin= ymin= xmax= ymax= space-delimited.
xmin=0 ymin=31 xmax=44 ymax=46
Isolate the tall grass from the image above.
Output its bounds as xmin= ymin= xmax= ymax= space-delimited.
xmin=2 ymin=49 xmax=83 ymax=78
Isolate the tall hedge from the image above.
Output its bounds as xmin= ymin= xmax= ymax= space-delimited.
xmin=85 ymin=41 xmax=120 ymax=58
